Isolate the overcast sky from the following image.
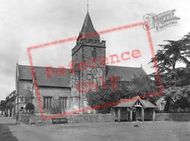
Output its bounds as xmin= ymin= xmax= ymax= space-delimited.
xmin=0 ymin=0 xmax=190 ymax=100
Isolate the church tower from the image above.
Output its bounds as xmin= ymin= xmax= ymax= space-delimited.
xmin=70 ymin=12 xmax=106 ymax=110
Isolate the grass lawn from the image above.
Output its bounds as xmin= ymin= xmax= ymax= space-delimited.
xmin=2 ymin=116 xmax=189 ymax=141
xmin=37 ymin=121 xmax=190 ymax=141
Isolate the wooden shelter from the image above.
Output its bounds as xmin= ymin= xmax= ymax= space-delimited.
xmin=112 ymin=96 xmax=157 ymax=122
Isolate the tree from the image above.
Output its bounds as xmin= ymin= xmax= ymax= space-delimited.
xmin=25 ymin=103 xmax=35 ymax=114
xmin=163 ymin=86 xmax=190 ymax=112
xmin=86 ymin=87 xmax=121 ymax=113
xmin=131 ymin=76 xmax=157 ymax=94
xmin=150 ymin=33 xmax=190 ymax=87
xmin=175 ymin=67 xmax=190 ymax=86
xmin=150 ymin=33 xmax=190 ymax=112
xmin=86 ymin=75 xmax=158 ymax=113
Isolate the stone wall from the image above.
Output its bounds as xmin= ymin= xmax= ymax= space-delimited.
xmin=155 ymin=113 xmax=190 ymax=121
xmin=29 ymin=114 xmax=51 ymax=124
xmin=39 ymin=87 xmax=70 ymax=98
xmin=19 ymin=113 xmax=115 ymax=124
xmin=33 ymin=87 xmax=71 ymax=113
xmin=15 ymin=80 xmax=33 ymax=114
xmin=18 ymin=81 xmax=33 ymax=93
xmin=71 ymin=40 xmax=106 ymax=109
xmin=18 ymin=112 xmax=190 ymax=124
xmin=67 ymin=114 xmax=115 ymax=123
xmin=18 ymin=113 xmax=51 ymax=125
xmin=18 ymin=113 xmax=30 ymax=124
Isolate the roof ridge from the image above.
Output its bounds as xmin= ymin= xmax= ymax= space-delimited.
xmin=18 ymin=64 xmax=70 ymax=70
xmin=106 ymin=65 xmax=142 ymax=69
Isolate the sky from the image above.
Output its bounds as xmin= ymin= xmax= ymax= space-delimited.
xmin=0 ymin=0 xmax=190 ymax=100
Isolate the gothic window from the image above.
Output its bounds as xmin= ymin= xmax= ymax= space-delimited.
xmin=43 ymin=96 xmax=52 ymax=110
xmin=20 ymin=97 xmax=24 ymax=102
xmin=92 ymin=48 xmax=97 ymax=58
xmin=59 ymin=97 xmax=67 ymax=112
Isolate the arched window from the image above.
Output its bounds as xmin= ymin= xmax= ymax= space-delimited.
xmin=92 ymin=48 xmax=97 ymax=58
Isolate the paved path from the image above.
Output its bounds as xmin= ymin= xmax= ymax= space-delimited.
xmin=0 ymin=117 xmax=18 ymax=141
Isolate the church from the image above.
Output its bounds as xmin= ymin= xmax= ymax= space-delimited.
xmin=15 ymin=11 xmax=147 ymax=115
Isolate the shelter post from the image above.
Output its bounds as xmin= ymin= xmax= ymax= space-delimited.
xmin=141 ymin=108 xmax=144 ymax=121
xmin=130 ymin=108 xmax=133 ymax=121
xmin=118 ymin=108 xmax=121 ymax=122
xmin=152 ymin=109 xmax=155 ymax=121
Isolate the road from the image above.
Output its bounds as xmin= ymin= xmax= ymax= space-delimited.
xmin=0 ymin=117 xmax=18 ymax=141
xmin=0 ymin=116 xmax=190 ymax=141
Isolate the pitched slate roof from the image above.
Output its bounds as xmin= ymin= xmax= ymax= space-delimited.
xmin=115 ymin=100 xmax=135 ymax=108
xmin=18 ymin=65 xmax=146 ymax=88
xmin=77 ymin=12 xmax=100 ymax=41
xmin=139 ymin=99 xmax=157 ymax=108
xmin=106 ymin=65 xmax=147 ymax=81
xmin=17 ymin=65 xmax=70 ymax=88
xmin=114 ymin=96 xmax=157 ymax=109
xmin=35 ymin=67 xmax=70 ymax=88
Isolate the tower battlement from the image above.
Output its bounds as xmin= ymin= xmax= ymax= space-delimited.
xmin=72 ymin=39 xmax=106 ymax=55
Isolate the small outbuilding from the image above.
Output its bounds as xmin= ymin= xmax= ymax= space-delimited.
xmin=111 ymin=96 xmax=157 ymax=122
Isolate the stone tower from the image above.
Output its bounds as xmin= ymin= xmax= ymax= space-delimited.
xmin=70 ymin=12 xmax=106 ymax=110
